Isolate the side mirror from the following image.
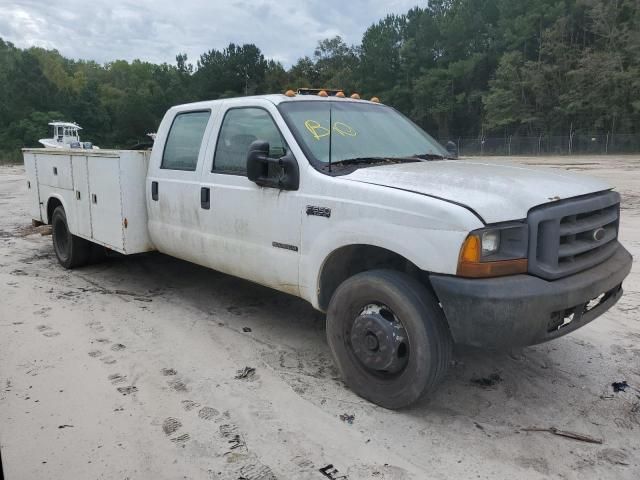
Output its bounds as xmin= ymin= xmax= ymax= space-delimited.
xmin=247 ymin=140 xmax=299 ymax=191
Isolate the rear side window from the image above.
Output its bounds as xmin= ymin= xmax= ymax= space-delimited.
xmin=213 ymin=108 xmax=287 ymax=174
xmin=161 ymin=111 xmax=210 ymax=171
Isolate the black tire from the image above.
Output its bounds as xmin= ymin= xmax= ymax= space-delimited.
xmin=326 ymin=269 xmax=452 ymax=409
xmin=51 ymin=206 xmax=91 ymax=269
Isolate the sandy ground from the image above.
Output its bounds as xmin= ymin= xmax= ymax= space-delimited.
xmin=0 ymin=155 xmax=638 ymax=480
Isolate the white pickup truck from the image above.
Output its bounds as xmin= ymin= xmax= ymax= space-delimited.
xmin=24 ymin=93 xmax=632 ymax=408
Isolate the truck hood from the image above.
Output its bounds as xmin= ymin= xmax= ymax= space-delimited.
xmin=342 ymin=160 xmax=611 ymax=224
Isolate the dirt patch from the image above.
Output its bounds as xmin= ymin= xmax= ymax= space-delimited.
xmin=2 ymin=160 xmax=639 ymax=479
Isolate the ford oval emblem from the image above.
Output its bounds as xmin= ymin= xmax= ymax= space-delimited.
xmin=592 ymin=228 xmax=606 ymax=241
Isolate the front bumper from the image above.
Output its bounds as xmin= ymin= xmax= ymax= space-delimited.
xmin=430 ymin=243 xmax=632 ymax=349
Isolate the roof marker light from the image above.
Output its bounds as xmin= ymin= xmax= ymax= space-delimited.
xmin=350 ymin=93 xmax=361 ymax=99
xmin=318 ymin=90 xmax=329 ymax=97
xmin=285 ymin=90 xmax=296 ymax=97
xmin=371 ymin=96 xmax=380 ymax=103
xmin=336 ymin=91 xmax=345 ymax=98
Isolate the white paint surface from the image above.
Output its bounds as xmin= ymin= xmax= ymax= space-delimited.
xmin=344 ymin=160 xmax=612 ymax=223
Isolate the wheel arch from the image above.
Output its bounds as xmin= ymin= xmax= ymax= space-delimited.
xmin=316 ymin=244 xmax=432 ymax=312
xmin=45 ymin=195 xmax=66 ymax=224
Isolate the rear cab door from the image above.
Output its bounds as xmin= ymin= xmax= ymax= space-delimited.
xmin=146 ymin=104 xmax=221 ymax=263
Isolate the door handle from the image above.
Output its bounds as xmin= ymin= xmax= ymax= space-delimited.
xmin=200 ymin=187 xmax=210 ymax=210
xmin=151 ymin=181 xmax=158 ymax=201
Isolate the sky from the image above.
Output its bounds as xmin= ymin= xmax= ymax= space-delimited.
xmin=0 ymin=0 xmax=422 ymax=67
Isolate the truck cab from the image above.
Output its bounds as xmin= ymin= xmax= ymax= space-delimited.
xmin=25 ymin=92 xmax=633 ymax=408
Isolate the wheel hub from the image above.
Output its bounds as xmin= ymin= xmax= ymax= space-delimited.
xmin=350 ymin=304 xmax=408 ymax=374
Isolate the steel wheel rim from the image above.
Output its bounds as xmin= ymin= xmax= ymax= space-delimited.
xmin=347 ymin=303 xmax=410 ymax=378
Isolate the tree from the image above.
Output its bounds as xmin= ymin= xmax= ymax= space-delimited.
xmin=2 ymin=0 xmax=640 ymax=160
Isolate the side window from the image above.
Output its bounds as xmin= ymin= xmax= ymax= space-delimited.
xmin=161 ymin=111 xmax=210 ymax=171
xmin=213 ymin=108 xmax=287 ymax=174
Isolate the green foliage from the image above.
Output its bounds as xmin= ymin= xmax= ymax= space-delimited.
xmin=1 ymin=0 xmax=638 ymax=160
xmin=483 ymin=0 xmax=640 ymax=135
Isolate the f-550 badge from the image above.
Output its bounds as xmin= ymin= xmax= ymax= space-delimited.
xmin=306 ymin=205 xmax=331 ymax=218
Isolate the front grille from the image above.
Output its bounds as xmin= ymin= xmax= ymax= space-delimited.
xmin=528 ymin=191 xmax=620 ymax=279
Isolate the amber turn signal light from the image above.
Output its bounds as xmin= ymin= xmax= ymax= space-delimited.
xmin=460 ymin=234 xmax=480 ymax=263
xmin=457 ymin=234 xmax=528 ymax=278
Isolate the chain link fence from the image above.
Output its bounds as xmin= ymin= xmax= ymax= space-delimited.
xmin=3 ymin=134 xmax=640 ymax=165
xmin=441 ymin=134 xmax=640 ymax=156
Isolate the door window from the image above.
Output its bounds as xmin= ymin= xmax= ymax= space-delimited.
xmin=161 ymin=111 xmax=211 ymax=171
xmin=213 ymin=108 xmax=287 ymax=174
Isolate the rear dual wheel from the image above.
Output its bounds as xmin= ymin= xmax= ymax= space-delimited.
xmin=326 ymin=269 xmax=452 ymax=409
xmin=51 ymin=206 xmax=96 ymax=269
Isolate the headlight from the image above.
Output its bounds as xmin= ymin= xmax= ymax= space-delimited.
xmin=457 ymin=223 xmax=528 ymax=278
xmin=481 ymin=231 xmax=500 ymax=256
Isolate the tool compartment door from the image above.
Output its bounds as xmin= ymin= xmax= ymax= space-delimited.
xmin=88 ymin=156 xmax=124 ymax=250
xmin=36 ymin=153 xmax=73 ymax=190
xmin=71 ymin=155 xmax=92 ymax=239
xmin=23 ymin=152 xmax=42 ymax=221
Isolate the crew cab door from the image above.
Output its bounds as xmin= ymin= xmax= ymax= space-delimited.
xmin=147 ymin=107 xmax=218 ymax=262
xmin=198 ymin=101 xmax=302 ymax=295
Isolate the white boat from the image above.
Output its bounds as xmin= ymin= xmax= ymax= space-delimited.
xmin=39 ymin=122 xmax=99 ymax=149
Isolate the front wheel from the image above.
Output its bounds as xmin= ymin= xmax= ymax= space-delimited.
xmin=51 ymin=206 xmax=91 ymax=269
xmin=326 ymin=269 xmax=452 ymax=409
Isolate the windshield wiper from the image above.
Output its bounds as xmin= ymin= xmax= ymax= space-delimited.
xmin=412 ymin=152 xmax=448 ymax=161
xmin=324 ymin=156 xmax=420 ymax=169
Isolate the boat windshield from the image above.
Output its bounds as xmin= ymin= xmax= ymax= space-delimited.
xmin=64 ymin=127 xmax=79 ymax=138
xmin=278 ymin=100 xmax=449 ymax=169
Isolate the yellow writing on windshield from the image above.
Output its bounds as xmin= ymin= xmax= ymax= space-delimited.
xmin=305 ymin=120 xmax=330 ymax=140
xmin=333 ymin=122 xmax=357 ymax=137
xmin=304 ymin=120 xmax=357 ymax=140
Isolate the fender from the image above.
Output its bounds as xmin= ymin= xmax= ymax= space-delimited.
xmin=299 ymin=220 xmax=473 ymax=309
xmin=45 ymin=193 xmax=68 ymax=224
xmin=43 ymin=191 xmax=78 ymax=236
xmin=298 ymin=176 xmax=484 ymax=308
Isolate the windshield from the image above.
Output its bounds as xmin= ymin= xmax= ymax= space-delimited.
xmin=278 ymin=101 xmax=449 ymax=169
